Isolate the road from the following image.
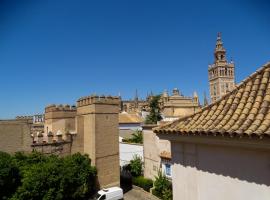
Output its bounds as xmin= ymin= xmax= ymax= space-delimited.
xmin=124 ymin=188 xmax=160 ymax=200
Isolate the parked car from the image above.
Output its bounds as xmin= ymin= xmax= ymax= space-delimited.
xmin=94 ymin=187 xmax=124 ymax=200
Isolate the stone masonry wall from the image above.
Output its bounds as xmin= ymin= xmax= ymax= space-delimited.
xmin=76 ymin=95 xmax=120 ymax=188
xmin=0 ymin=120 xmax=32 ymax=154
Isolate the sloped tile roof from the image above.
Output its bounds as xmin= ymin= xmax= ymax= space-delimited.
xmin=119 ymin=112 xmax=142 ymax=124
xmin=154 ymin=62 xmax=270 ymax=138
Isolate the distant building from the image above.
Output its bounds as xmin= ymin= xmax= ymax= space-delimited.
xmin=120 ymin=90 xmax=150 ymax=113
xmin=161 ymin=88 xmax=200 ymax=119
xmin=33 ymin=114 xmax=44 ymax=123
xmin=121 ymin=88 xmax=200 ymax=121
xmin=208 ymin=33 xmax=235 ymax=103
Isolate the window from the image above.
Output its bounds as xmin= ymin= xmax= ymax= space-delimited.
xmin=165 ymin=164 xmax=171 ymax=177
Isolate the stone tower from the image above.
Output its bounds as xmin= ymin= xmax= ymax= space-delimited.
xmin=75 ymin=95 xmax=120 ymax=188
xmin=44 ymin=104 xmax=76 ymax=140
xmin=208 ymin=33 xmax=235 ymax=102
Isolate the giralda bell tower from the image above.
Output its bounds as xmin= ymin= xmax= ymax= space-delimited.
xmin=208 ymin=33 xmax=235 ymax=103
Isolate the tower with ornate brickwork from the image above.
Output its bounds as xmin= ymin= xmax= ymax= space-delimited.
xmin=208 ymin=33 xmax=235 ymax=102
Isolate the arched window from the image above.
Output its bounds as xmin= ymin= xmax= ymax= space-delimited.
xmin=221 ymin=55 xmax=224 ymax=60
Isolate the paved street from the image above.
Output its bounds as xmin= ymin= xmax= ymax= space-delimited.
xmin=124 ymin=188 xmax=160 ymax=200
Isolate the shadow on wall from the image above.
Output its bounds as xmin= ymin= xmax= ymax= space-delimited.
xmin=173 ymin=142 xmax=270 ymax=187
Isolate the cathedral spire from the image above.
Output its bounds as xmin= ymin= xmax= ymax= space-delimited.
xmin=214 ymin=32 xmax=226 ymax=64
xmin=134 ymin=89 xmax=138 ymax=101
xmin=203 ymin=91 xmax=208 ymax=107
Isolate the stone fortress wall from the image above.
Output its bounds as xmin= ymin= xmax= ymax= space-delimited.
xmin=0 ymin=94 xmax=120 ymax=188
xmin=31 ymin=95 xmax=120 ymax=188
xmin=0 ymin=119 xmax=32 ymax=154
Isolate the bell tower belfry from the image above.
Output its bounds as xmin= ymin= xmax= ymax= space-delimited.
xmin=208 ymin=33 xmax=235 ymax=102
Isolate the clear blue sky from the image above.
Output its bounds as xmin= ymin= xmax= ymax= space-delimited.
xmin=0 ymin=0 xmax=269 ymax=119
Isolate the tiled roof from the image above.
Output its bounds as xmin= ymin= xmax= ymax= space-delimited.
xmin=154 ymin=62 xmax=270 ymax=138
xmin=119 ymin=112 xmax=142 ymax=124
xmin=160 ymin=151 xmax=172 ymax=160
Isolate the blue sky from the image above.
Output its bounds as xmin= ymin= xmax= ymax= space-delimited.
xmin=0 ymin=0 xmax=269 ymax=118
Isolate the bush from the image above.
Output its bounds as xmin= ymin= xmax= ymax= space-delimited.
xmin=122 ymin=130 xmax=143 ymax=144
xmin=152 ymin=171 xmax=172 ymax=200
xmin=0 ymin=151 xmax=97 ymax=200
xmin=132 ymin=176 xmax=153 ymax=192
xmin=129 ymin=155 xmax=143 ymax=177
xmin=120 ymin=167 xmax=132 ymax=193
xmin=0 ymin=152 xmax=20 ymax=200
xmin=129 ymin=130 xmax=143 ymax=144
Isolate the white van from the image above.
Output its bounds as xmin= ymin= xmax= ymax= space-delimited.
xmin=94 ymin=187 xmax=124 ymax=200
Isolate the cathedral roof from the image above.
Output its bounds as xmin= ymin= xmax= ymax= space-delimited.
xmin=154 ymin=62 xmax=270 ymax=138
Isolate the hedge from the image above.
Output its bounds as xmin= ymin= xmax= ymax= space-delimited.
xmin=132 ymin=176 xmax=153 ymax=192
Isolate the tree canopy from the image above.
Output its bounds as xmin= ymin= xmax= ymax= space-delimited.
xmin=145 ymin=95 xmax=162 ymax=124
xmin=0 ymin=151 xmax=97 ymax=200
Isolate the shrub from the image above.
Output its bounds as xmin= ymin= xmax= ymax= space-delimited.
xmin=152 ymin=171 xmax=172 ymax=200
xmin=129 ymin=130 xmax=143 ymax=144
xmin=162 ymin=187 xmax=173 ymax=200
xmin=0 ymin=152 xmax=20 ymax=199
xmin=122 ymin=130 xmax=143 ymax=144
xmin=120 ymin=167 xmax=132 ymax=193
xmin=132 ymin=176 xmax=153 ymax=192
xmin=129 ymin=155 xmax=143 ymax=177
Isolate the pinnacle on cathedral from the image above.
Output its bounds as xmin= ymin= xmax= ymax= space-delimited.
xmin=203 ymin=91 xmax=208 ymax=107
xmin=134 ymin=89 xmax=139 ymax=101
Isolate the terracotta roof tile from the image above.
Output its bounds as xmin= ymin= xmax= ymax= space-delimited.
xmin=159 ymin=151 xmax=172 ymax=159
xmin=154 ymin=62 xmax=270 ymax=138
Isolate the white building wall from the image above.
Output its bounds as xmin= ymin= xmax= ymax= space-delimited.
xmin=119 ymin=142 xmax=143 ymax=166
xmin=143 ymin=128 xmax=171 ymax=180
xmin=172 ymin=142 xmax=270 ymax=200
xmin=119 ymin=123 xmax=141 ymax=130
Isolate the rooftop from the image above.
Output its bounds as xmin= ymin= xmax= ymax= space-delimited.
xmin=119 ymin=112 xmax=142 ymax=124
xmin=155 ymin=62 xmax=270 ymax=139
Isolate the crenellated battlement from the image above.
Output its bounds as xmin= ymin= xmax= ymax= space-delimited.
xmin=45 ymin=104 xmax=76 ymax=113
xmin=77 ymin=95 xmax=120 ymax=107
xmin=16 ymin=115 xmax=33 ymax=121
xmin=31 ymin=130 xmax=77 ymax=145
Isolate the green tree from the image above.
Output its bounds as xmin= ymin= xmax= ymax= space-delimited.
xmin=10 ymin=152 xmax=97 ymax=200
xmin=129 ymin=155 xmax=143 ymax=177
xmin=145 ymin=95 xmax=162 ymax=124
xmin=153 ymin=171 xmax=172 ymax=200
xmin=0 ymin=152 xmax=20 ymax=200
xmin=60 ymin=153 xmax=97 ymax=199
